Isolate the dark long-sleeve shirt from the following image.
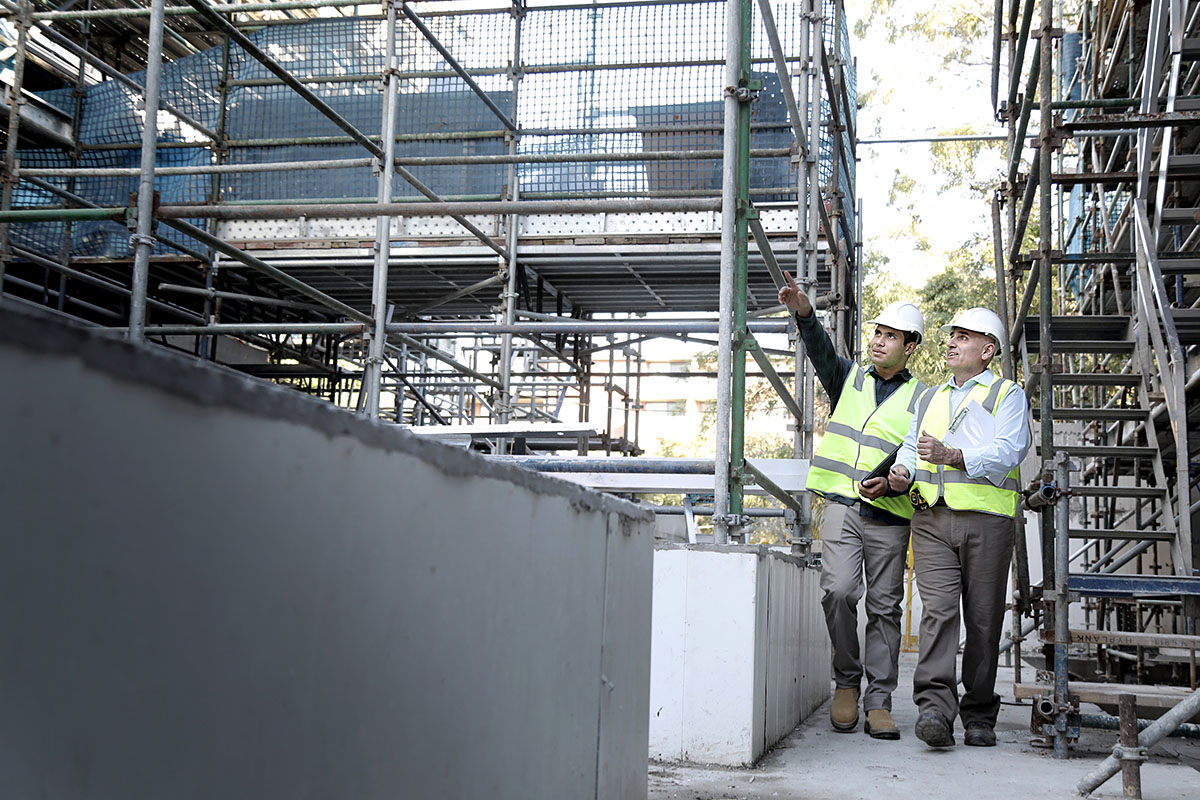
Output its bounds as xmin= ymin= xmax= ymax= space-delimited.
xmin=796 ymin=312 xmax=913 ymax=411
xmin=796 ymin=311 xmax=913 ymax=525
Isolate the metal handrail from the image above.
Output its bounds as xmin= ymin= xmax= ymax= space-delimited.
xmin=1130 ymin=198 xmax=1193 ymax=574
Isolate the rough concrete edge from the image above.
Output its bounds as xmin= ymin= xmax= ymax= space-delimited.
xmin=0 ymin=305 xmax=653 ymax=522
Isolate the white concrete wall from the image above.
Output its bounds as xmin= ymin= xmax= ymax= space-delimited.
xmin=649 ymin=545 xmax=830 ymax=766
xmin=0 ymin=309 xmax=654 ymax=800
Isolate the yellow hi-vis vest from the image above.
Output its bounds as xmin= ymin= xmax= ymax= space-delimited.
xmin=806 ymin=366 xmax=926 ymax=520
xmin=912 ymin=376 xmax=1022 ymax=518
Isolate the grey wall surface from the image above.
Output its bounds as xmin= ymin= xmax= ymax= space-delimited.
xmin=0 ymin=308 xmax=654 ymax=799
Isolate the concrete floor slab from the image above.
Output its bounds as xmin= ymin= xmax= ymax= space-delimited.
xmin=649 ymin=653 xmax=1199 ymax=800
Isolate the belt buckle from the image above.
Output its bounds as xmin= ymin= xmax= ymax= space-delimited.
xmin=909 ymin=487 xmax=930 ymax=512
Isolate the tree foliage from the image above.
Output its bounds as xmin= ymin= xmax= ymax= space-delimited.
xmin=929 ymin=125 xmax=1004 ymax=196
xmin=860 ymin=241 xmax=998 ymax=386
xmin=853 ymin=0 xmax=993 ymax=72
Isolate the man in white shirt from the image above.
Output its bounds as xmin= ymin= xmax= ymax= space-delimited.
xmin=888 ymin=308 xmax=1031 ymax=748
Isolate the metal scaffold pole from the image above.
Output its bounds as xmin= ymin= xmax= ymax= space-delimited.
xmin=806 ymin=0 xmax=824 ymax=504
xmin=0 ymin=0 xmax=30 ymax=305
xmin=789 ymin=0 xmax=815 ymax=546
xmin=714 ymin=0 xmax=750 ymax=544
xmin=728 ymin=0 xmax=753 ymax=536
xmin=1036 ymin=0 xmax=1064 ymax=758
xmin=127 ymin=0 xmax=166 ymax=342
xmin=364 ymin=0 xmax=400 ymax=419
xmin=202 ymin=22 xmax=233 ymax=362
xmin=497 ymin=2 xmax=525 ymax=433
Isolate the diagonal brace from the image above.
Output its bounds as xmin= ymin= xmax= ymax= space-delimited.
xmin=744 ymin=331 xmax=803 ymax=421
xmin=399 ymin=2 xmax=518 ymax=133
xmin=741 ymin=459 xmax=804 ymax=515
xmin=754 ymin=0 xmax=807 ymax=156
xmin=748 ymin=213 xmax=787 ymax=290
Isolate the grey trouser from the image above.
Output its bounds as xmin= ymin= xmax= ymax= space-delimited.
xmin=819 ymin=501 xmax=911 ymax=712
xmin=911 ymin=504 xmax=1015 ymax=728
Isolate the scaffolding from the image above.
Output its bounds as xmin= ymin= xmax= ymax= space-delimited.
xmin=996 ymin=0 xmax=1200 ymax=781
xmin=0 ymin=0 xmax=860 ymax=546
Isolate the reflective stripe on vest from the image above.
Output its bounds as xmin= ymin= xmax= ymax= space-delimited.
xmin=912 ymin=376 xmax=1022 ymax=517
xmin=806 ymin=366 xmax=926 ymax=520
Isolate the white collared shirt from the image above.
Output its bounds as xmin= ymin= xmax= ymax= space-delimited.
xmin=896 ymin=368 xmax=1031 ymax=486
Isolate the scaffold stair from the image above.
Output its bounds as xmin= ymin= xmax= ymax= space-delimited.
xmin=1023 ymin=308 xmax=1196 ymax=612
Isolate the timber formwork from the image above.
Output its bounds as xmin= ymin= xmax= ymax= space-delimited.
xmin=995 ymin=0 xmax=1200 ymax=780
xmin=0 ymin=0 xmax=860 ymax=547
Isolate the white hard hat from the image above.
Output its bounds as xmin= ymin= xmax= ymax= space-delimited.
xmin=940 ymin=307 xmax=1008 ymax=356
xmin=867 ymin=301 xmax=925 ymax=344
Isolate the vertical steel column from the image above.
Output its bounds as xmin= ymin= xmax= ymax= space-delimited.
xmin=397 ymin=340 xmax=408 ymax=422
xmin=808 ymin=5 xmax=824 ymax=322
xmin=855 ymin=198 xmax=863 ymax=361
xmin=54 ymin=6 xmax=90 ymax=315
xmin=829 ymin=1 xmax=846 ymax=356
xmin=714 ymin=0 xmax=745 ymax=544
xmin=727 ymin=0 xmax=754 ymax=533
xmin=1004 ymin=0 xmax=1020 ymax=343
xmin=633 ymin=340 xmax=643 ymax=451
xmin=792 ymin=0 xmax=815 ymax=547
xmin=0 ymin=0 xmax=30 ymax=303
xmin=128 ymin=0 xmax=167 ymax=341
xmin=1118 ymin=693 xmax=1143 ymax=799
xmin=1039 ymin=0 xmax=1066 ymax=759
xmin=993 ymin=191 xmax=1015 ymax=379
xmin=364 ymin=1 xmax=400 ymax=418
xmin=497 ymin=3 xmax=524 ymax=431
xmin=203 ymin=26 xmax=234 ymax=361
xmin=606 ymin=345 xmax=615 ymax=456
xmin=1054 ymin=450 xmax=1073 ymax=757
xmin=622 ymin=344 xmax=632 ymax=451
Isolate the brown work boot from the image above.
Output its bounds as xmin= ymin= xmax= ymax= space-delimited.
xmin=830 ymin=687 xmax=860 ymax=732
xmin=864 ymin=708 xmax=901 ymax=740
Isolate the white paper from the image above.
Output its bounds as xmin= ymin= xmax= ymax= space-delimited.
xmin=942 ymin=399 xmax=996 ymax=451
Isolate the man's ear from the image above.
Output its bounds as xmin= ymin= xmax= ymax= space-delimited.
xmin=982 ymin=341 xmax=996 ymax=363
xmin=904 ymin=341 xmax=918 ymax=357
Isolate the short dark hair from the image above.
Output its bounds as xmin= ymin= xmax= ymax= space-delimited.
xmin=903 ymin=330 xmax=921 ymax=346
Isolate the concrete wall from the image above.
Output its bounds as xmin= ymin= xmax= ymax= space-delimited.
xmin=649 ymin=545 xmax=829 ymax=766
xmin=0 ymin=308 xmax=654 ymax=800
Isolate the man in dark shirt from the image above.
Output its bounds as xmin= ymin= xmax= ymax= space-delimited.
xmin=780 ymin=272 xmax=926 ymax=739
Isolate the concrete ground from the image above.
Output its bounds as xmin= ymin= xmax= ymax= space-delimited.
xmin=649 ymin=652 xmax=1199 ymax=800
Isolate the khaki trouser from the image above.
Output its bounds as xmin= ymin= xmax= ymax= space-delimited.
xmin=819 ymin=501 xmax=911 ymax=712
xmin=910 ymin=504 xmax=1015 ymax=728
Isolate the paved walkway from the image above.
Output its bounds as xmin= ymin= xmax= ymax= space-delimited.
xmin=649 ymin=652 xmax=1199 ymax=800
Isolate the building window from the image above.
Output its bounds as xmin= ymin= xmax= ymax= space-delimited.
xmin=645 ymin=400 xmax=687 ymax=416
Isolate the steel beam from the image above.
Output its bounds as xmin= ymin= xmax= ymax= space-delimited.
xmin=384 ymin=321 xmax=788 ymax=335
xmin=154 ymin=198 xmax=722 ymax=219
